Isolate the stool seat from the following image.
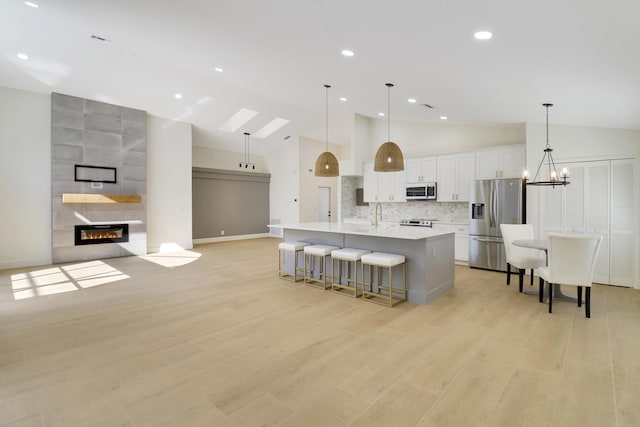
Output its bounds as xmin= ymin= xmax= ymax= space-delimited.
xmin=279 ymin=241 xmax=310 ymax=251
xmin=361 ymin=252 xmax=407 ymax=307
xmin=304 ymin=245 xmax=340 ymax=289
xmin=278 ymin=241 xmax=310 ymax=282
xmin=304 ymin=245 xmax=339 ymax=256
xmin=331 ymin=248 xmax=370 ymax=261
xmin=361 ymin=252 xmax=405 ymax=267
xmin=331 ymin=248 xmax=370 ymax=298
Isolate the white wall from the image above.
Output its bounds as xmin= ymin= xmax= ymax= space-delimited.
xmin=0 ymin=87 xmax=51 ymax=269
xmin=264 ymin=142 xmax=299 ymax=235
xmin=368 ymin=118 xmax=525 ymax=160
xmin=0 ymin=86 xmax=195 ymax=269
xmin=298 ymin=137 xmax=340 ymax=223
xmin=146 ymin=116 xmax=193 ymax=252
xmin=192 ymin=145 xmax=267 ymax=173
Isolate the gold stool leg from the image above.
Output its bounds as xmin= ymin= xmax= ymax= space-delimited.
xmin=388 ymin=266 xmax=393 ymax=307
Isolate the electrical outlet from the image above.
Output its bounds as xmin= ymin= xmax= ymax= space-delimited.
xmin=221 ymin=230 xmax=225 ymax=235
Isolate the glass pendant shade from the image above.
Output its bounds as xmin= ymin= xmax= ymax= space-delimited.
xmin=315 ymin=84 xmax=339 ymax=177
xmin=315 ymin=151 xmax=340 ymax=177
xmin=374 ymin=83 xmax=404 ymax=172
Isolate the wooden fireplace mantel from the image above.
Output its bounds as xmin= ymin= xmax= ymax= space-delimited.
xmin=62 ymin=193 xmax=142 ymax=204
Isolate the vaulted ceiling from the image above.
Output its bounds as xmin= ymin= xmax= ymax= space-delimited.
xmin=2 ymin=0 xmax=639 ymax=155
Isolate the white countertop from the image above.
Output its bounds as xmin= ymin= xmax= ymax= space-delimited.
xmin=269 ymin=222 xmax=454 ymax=241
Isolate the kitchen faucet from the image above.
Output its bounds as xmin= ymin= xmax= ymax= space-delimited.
xmin=374 ymin=203 xmax=382 ymax=227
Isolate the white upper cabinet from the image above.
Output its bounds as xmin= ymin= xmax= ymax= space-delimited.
xmin=363 ymin=162 xmax=406 ymax=203
xmin=406 ymin=157 xmax=437 ymax=183
xmin=475 ymin=145 xmax=525 ymax=180
xmin=437 ymin=152 xmax=476 ymax=202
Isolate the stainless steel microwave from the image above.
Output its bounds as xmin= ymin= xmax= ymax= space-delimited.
xmin=406 ymin=183 xmax=437 ymax=200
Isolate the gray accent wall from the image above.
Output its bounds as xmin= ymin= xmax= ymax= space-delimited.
xmin=51 ymin=93 xmax=147 ymax=263
xmin=192 ymin=168 xmax=270 ymax=239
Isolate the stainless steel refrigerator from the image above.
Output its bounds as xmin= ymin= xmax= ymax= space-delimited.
xmin=469 ymin=178 xmax=524 ymax=272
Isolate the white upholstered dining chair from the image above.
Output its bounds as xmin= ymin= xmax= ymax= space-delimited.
xmin=500 ymin=224 xmax=546 ymax=293
xmin=537 ymin=233 xmax=603 ymax=318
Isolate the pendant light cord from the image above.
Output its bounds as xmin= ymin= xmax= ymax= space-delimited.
xmin=543 ymin=103 xmax=553 ymax=149
xmin=324 ymin=84 xmax=330 ymax=151
xmin=387 ymin=84 xmax=391 ymax=141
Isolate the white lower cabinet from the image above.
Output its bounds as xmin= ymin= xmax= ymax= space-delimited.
xmin=433 ymin=223 xmax=469 ymax=262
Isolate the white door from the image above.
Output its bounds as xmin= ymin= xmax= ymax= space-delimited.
xmin=317 ymin=186 xmax=331 ymax=222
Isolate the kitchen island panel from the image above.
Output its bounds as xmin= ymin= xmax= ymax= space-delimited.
xmin=281 ymin=226 xmax=454 ymax=305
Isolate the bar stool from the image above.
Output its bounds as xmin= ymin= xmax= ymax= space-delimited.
xmin=330 ymin=248 xmax=371 ymax=298
xmin=361 ymin=252 xmax=407 ymax=307
xmin=278 ymin=241 xmax=310 ymax=282
xmin=303 ymin=244 xmax=339 ymax=290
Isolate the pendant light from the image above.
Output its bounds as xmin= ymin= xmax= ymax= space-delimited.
xmin=524 ymin=103 xmax=569 ymax=187
xmin=374 ymin=83 xmax=404 ymax=172
xmin=314 ymin=84 xmax=339 ymax=177
xmin=239 ymin=132 xmax=255 ymax=170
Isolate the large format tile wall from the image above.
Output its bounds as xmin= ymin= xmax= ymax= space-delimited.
xmin=51 ymin=93 xmax=147 ymax=263
xmin=341 ymin=176 xmax=468 ymax=223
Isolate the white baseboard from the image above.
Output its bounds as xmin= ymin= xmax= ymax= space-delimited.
xmin=193 ymin=233 xmax=272 ymax=245
xmin=0 ymin=256 xmax=52 ymax=271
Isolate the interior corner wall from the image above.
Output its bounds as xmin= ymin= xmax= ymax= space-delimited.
xmin=368 ymin=119 xmax=525 ymax=160
xmin=298 ymin=136 xmax=340 ymax=223
xmin=0 ymin=87 xmax=51 ymax=269
xmin=146 ymin=116 xmax=193 ymax=252
xmin=264 ymin=142 xmax=299 ymax=235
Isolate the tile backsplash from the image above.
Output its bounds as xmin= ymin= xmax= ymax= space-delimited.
xmin=341 ymin=176 xmax=468 ymax=223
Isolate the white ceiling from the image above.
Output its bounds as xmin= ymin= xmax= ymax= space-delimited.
xmin=2 ymin=0 xmax=639 ymax=156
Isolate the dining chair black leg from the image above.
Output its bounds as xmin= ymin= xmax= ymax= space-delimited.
xmin=539 ymin=278 xmax=544 ymax=303
xmin=548 ymin=283 xmax=553 ymax=313
xmin=586 ymin=287 xmax=591 ymax=318
xmin=577 ymin=287 xmax=582 ymax=307
xmin=506 ymin=263 xmax=511 ymax=285
xmin=530 ymin=269 xmax=534 ymax=286
xmin=518 ymin=269 xmax=524 ymax=293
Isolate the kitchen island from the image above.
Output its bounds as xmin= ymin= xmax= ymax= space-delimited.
xmin=270 ymin=222 xmax=455 ymax=305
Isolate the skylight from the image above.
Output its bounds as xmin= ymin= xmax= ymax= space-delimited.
xmin=219 ymin=108 xmax=259 ymax=133
xmin=252 ymin=117 xmax=290 ymax=139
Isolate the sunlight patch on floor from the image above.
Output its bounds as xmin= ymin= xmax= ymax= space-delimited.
xmin=11 ymin=260 xmax=130 ymax=300
xmin=140 ymin=248 xmax=202 ymax=268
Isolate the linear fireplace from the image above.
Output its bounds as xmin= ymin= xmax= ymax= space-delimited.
xmin=74 ymin=224 xmax=129 ymax=246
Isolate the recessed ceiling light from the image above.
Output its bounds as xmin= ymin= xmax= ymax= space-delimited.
xmin=253 ymin=117 xmax=290 ymax=139
xmin=378 ymin=112 xmax=385 ymax=116
xmin=174 ymin=93 xmax=182 ymax=99
xmin=341 ymin=49 xmax=354 ymax=57
xmin=17 ymin=53 xmax=29 ymax=60
xmin=339 ymin=97 xmax=348 ymax=102
xmin=215 ymin=67 xmax=223 ymax=73
xmin=220 ymin=108 xmax=259 ymax=133
xmin=440 ymin=116 xmax=448 ymax=120
xmin=24 ymin=1 xmax=39 ymax=8
xmin=408 ymin=98 xmax=417 ymax=103
xmin=474 ymin=31 xmax=493 ymax=40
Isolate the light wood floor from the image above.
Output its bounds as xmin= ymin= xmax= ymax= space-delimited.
xmin=1 ymin=237 xmax=639 ymax=427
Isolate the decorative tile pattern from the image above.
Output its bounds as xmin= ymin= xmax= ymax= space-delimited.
xmin=341 ymin=176 xmax=468 ymax=223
